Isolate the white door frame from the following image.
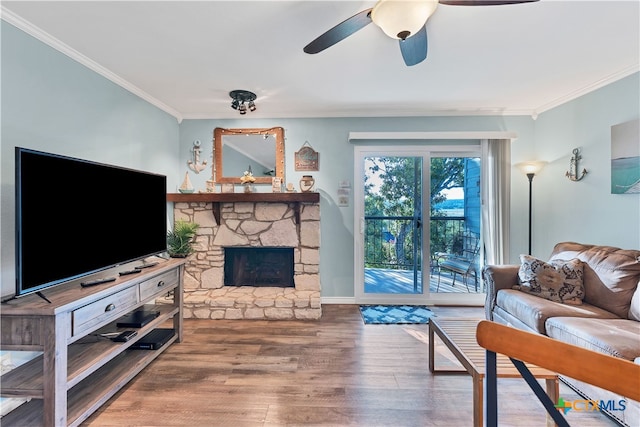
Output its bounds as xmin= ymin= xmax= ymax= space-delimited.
xmin=354 ymin=144 xmax=486 ymax=306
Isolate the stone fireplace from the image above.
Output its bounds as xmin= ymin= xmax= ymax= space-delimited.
xmin=170 ymin=195 xmax=321 ymax=320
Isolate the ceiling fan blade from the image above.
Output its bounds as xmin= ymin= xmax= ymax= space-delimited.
xmin=439 ymin=0 xmax=539 ymax=5
xmin=399 ymin=25 xmax=428 ymax=66
xmin=303 ymin=8 xmax=373 ymax=54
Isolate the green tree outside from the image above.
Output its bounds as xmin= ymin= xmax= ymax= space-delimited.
xmin=364 ymin=157 xmax=465 ymax=269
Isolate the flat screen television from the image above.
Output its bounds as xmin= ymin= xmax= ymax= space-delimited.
xmin=15 ymin=147 xmax=167 ymax=297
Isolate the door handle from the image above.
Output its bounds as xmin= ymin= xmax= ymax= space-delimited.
xmin=416 ymin=219 xmax=422 ymax=229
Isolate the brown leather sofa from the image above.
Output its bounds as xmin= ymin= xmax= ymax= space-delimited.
xmin=483 ymin=242 xmax=640 ymax=427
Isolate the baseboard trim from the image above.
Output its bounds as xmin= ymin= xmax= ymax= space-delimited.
xmin=321 ymin=297 xmax=356 ymax=304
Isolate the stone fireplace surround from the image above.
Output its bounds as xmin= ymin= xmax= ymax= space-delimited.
xmin=171 ymin=196 xmax=321 ymax=320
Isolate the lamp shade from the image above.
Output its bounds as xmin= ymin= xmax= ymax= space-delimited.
xmin=371 ymin=0 xmax=438 ymax=40
xmin=516 ymin=160 xmax=547 ymax=175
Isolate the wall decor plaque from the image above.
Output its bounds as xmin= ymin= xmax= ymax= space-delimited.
xmin=295 ymin=141 xmax=319 ymax=171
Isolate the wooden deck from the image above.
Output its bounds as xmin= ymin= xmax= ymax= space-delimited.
xmin=364 ymin=267 xmax=482 ymax=294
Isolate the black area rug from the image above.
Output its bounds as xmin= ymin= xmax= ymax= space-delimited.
xmin=359 ymin=305 xmax=435 ymax=324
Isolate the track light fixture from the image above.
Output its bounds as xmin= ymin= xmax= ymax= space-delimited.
xmin=229 ymin=90 xmax=257 ymax=115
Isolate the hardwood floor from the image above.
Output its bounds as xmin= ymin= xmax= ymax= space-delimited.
xmin=83 ymin=305 xmax=619 ymax=426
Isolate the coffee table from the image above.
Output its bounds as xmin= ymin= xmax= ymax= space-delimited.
xmin=428 ymin=318 xmax=559 ymax=427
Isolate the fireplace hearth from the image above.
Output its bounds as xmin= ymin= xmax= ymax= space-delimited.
xmin=224 ymin=247 xmax=294 ymax=287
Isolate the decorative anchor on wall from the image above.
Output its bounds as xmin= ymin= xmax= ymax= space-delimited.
xmin=188 ymin=140 xmax=207 ymax=174
xmin=565 ymin=148 xmax=588 ymax=182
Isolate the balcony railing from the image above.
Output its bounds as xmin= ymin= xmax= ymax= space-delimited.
xmin=364 ymin=215 xmax=483 ymax=294
xmin=364 ymin=215 xmax=467 ymax=269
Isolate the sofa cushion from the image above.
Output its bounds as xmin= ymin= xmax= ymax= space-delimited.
xmin=549 ymin=242 xmax=640 ymax=318
xmin=496 ymin=289 xmax=619 ymax=334
xmin=515 ymin=255 xmax=585 ymax=304
xmin=629 ymin=281 xmax=640 ymax=321
xmin=545 ymin=317 xmax=640 ymax=361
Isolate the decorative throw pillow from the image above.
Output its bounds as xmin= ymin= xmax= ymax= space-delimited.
xmin=513 ymin=255 xmax=585 ymax=305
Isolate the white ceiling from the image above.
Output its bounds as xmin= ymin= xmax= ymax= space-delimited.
xmin=2 ymin=0 xmax=639 ymax=121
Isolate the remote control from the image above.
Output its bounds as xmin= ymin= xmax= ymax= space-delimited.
xmin=135 ymin=262 xmax=158 ymax=270
xmin=111 ymin=330 xmax=137 ymax=342
xmin=119 ymin=269 xmax=142 ymax=276
xmin=80 ymin=277 xmax=117 ymax=287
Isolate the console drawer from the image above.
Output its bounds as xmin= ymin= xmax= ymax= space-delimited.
xmin=139 ymin=269 xmax=179 ymax=301
xmin=72 ymin=286 xmax=139 ymax=336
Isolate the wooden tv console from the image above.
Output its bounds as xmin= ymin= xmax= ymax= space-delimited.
xmin=0 ymin=258 xmax=185 ymax=426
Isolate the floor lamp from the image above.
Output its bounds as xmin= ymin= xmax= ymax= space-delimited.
xmin=516 ymin=161 xmax=547 ymax=255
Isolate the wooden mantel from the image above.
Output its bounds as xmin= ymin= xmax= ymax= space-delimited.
xmin=167 ymin=192 xmax=320 ymax=224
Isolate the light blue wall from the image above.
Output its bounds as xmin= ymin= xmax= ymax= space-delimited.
xmin=524 ymin=73 xmax=640 ymax=258
xmin=0 ymin=21 xmax=180 ymax=297
xmin=180 ymin=76 xmax=639 ymax=298
xmin=179 ymin=116 xmax=536 ymax=298
xmin=2 ymin=20 xmax=638 ymax=300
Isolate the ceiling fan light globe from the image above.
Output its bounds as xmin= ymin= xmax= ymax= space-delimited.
xmin=371 ymin=0 xmax=438 ymax=40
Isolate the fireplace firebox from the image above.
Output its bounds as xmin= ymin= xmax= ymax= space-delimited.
xmin=224 ymin=247 xmax=294 ymax=287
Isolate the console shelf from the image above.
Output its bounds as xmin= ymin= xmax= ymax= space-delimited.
xmin=0 ymin=258 xmax=185 ymax=426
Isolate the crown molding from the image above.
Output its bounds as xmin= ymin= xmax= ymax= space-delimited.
xmin=1 ymin=6 xmax=183 ymax=123
xmin=532 ymin=64 xmax=640 ymax=118
xmin=348 ymin=131 xmax=518 ymax=141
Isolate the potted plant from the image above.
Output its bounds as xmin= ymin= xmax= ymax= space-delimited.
xmin=167 ymin=220 xmax=199 ymax=258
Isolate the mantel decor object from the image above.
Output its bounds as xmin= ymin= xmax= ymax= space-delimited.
xmin=295 ymin=141 xmax=319 ymax=171
xmin=300 ymin=175 xmax=315 ymax=192
xmin=178 ymin=172 xmax=195 ymax=194
xmin=565 ymin=148 xmax=587 ymax=182
xmin=240 ymin=166 xmax=256 ymax=193
xmin=272 ymin=177 xmax=283 ymax=193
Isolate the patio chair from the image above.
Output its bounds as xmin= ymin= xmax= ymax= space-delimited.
xmin=436 ymin=232 xmax=480 ymax=292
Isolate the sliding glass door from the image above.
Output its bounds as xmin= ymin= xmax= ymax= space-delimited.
xmin=354 ymin=144 xmax=485 ymax=305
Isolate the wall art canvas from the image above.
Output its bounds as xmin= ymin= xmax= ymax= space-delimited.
xmin=611 ymin=119 xmax=640 ymax=194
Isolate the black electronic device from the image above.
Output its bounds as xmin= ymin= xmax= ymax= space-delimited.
xmin=130 ymin=328 xmax=174 ymax=350
xmin=80 ymin=277 xmax=117 ymax=287
xmin=119 ymin=270 xmax=142 ymax=277
xmin=135 ymin=262 xmax=159 ymax=270
xmin=111 ymin=330 xmax=137 ymax=342
xmin=116 ymin=309 xmax=160 ymax=328
xmin=15 ymin=147 xmax=167 ymax=298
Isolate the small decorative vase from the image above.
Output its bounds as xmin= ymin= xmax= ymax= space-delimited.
xmin=300 ymin=175 xmax=315 ymax=192
xmin=243 ymin=183 xmax=254 ymax=193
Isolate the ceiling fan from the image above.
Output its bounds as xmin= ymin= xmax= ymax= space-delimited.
xmin=303 ymin=0 xmax=539 ymax=66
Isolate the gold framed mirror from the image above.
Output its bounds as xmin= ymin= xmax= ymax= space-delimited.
xmin=213 ymin=127 xmax=285 ymax=184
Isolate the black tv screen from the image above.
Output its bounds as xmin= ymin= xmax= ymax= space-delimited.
xmin=15 ymin=147 xmax=167 ymax=297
